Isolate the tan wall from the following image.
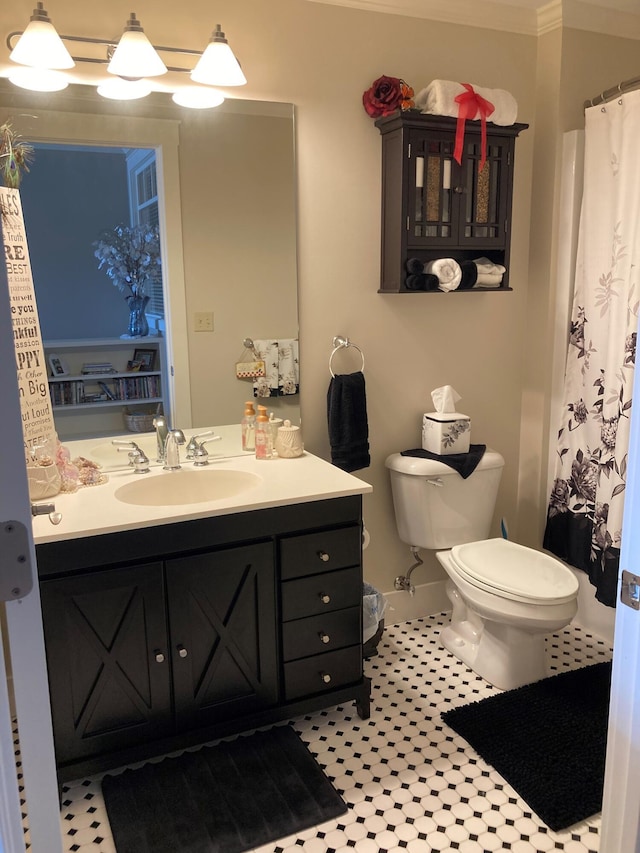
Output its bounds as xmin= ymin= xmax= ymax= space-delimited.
xmin=1 ymin=0 xmax=637 ymax=601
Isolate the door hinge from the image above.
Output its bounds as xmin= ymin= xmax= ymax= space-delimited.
xmin=621 ymin=569 xmax=640 ymax=610
xmin=0 ymin=520 xmax=34 ymax=601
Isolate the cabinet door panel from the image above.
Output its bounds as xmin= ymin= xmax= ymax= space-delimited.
xmin=167 ymin=542 xmax=277 ymax=729
xmin=40 ymin=562 xmax=171 ymax=766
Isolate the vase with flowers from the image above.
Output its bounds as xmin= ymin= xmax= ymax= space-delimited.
xmin=93 ymin=223 xmax=161 ymax=338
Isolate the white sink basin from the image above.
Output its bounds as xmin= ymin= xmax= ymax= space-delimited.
xmin=114 ymin=468 xmax=261 ymax=506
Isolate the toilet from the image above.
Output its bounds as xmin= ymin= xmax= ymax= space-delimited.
xmin=385 ymin=451 xmax=578 ymax=690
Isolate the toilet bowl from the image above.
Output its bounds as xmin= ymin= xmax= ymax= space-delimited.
xmin=385 ymin=451 xmax=579 ymax=690
xmin=436 ymin=538 xmax=578 ymax=690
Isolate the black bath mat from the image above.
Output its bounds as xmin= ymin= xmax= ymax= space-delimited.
xmin=442 ymin=661 xmax=612 ymax=831
xmin=101 ymin=725 xmax=347 ymax=853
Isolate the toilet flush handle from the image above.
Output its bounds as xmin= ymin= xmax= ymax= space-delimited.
xmin=426 ymin=478 xmax=444 ymax=487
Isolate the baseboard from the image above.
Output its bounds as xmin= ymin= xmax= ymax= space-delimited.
xmin=384 ymin=579 xmax=450 ymax=624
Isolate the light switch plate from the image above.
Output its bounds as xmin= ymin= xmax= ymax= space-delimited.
xmin=194 ymin=312 xmax=214 ymax=332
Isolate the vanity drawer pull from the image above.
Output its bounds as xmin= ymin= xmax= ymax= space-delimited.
xmin=318 ymin=551 xmax=330 ymax=562
xmin=319 ymin=593 xmax=331 ymax=605
xmin=154 ymin=650 xmax=166 ymax=664
xmin=321 ymin=672 xmax=332 ymax=684
xmin=318 ymin=632 xmax=331 ymax=645
xmin=177 ymin=645 xmax=188 ymax=658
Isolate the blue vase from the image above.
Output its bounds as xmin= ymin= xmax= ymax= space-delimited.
xmin=126 ymin=294 xmax=150 ymax=337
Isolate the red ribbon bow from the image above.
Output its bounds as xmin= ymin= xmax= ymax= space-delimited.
xmin=453 ymin=83 xmax=495 ymax=172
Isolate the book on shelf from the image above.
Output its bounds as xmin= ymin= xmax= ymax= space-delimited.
xmin=81 ymin=362 xmax=116 ymax=374
xmin=98 ymin=381 xmax=116 ymax=400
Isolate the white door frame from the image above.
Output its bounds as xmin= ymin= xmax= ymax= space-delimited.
xmin=0 ymin=248 xmax=62 ymax=850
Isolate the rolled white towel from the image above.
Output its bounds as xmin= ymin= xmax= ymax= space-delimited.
xmin=414 ymin=80 xmax=518 ymax=126
xmin=424 ymin=258 xmax=462 ymax=292
xmin=476 ymin=272 xmax=504 ymax=286
xmin=474 ymin=256 xmax=506 ymax=275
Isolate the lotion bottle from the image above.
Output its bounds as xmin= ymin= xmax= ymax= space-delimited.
xmin=241 ymin=401 xmax=256 ymax=452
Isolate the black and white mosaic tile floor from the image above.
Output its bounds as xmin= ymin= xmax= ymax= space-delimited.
xmin=19 ymin=614 xmax=612 ymax=853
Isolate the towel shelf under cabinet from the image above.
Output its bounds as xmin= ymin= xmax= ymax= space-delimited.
xmin=374 ymin=112 xmax=528 ymax=293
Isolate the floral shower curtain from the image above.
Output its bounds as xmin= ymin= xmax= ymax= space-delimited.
xmin=544 ymin=91 xmax=640 ymax=607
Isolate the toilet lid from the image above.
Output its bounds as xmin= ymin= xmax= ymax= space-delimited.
xmin=450 ymin=539 xmax=579 ymax=604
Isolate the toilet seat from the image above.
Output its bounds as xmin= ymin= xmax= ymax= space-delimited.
xmin=449 ymin=539 xmax=579 ymax=605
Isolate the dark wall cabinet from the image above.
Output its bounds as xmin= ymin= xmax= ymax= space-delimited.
xmin=37 ymin=497 xmax=370 ymax=783
xmin=375 ymin=112 xmax=528 ymax=293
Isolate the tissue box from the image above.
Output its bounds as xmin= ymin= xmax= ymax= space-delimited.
xmin=422 ymin=412 xmax=471 ymax=455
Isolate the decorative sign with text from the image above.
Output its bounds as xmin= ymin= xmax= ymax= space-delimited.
xmin=1 ymin=186 xmax=56 ymax=453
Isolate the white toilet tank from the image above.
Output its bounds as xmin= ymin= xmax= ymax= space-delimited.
xmin=385 ymin=450 xmax=505 ymax=550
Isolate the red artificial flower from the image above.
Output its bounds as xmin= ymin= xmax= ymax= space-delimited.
xmin=362 ymin=75 xmax=415 ymax=118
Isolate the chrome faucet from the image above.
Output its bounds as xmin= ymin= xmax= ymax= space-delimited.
xmin=153 ymin=414 xmax=169 ymax=463
xmin=185 ymin=430 xmax=216 ymax=459
xmin=164 ymin=429 xmax=186 ymax=470
xmin=114 ymin=441 xmax=150 ymax=473
xmin=192 ymin=435 xmax=222 ymax=466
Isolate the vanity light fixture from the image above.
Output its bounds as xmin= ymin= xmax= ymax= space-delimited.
xmin=8 ymin=2 xmax=74 ymax=69
xmin=106 ymin=13 xmax=167 ymax=79
xmin=5 ymin=7 xmax=245 ymax=107
xmin=8 ymin=66 xmax=69 ymax=92
xmin=97 ymin=77 xmax=153 ymax=101
xmin=171 ymin=86 xmax=225 ymax=109
xmin=190 ymin=25 xmax=247 ymax=87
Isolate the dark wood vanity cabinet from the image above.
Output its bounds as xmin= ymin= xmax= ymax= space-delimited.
xmin=36 ymin=496 xmax=370 ymax=783
xmin=375 ymin=111 xmax=527 ymax=293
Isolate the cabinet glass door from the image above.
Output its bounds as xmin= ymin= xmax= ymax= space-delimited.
xmin=409 ymin=133 xmax=457 ymax=245
xmin=459 ymin=134 xmax=509 ymax=247
xmin=408 ymin=130 xmax=510 ymax=250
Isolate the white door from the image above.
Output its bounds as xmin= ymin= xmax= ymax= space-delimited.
xmin=0 ymin=261 xmax=61 ymax=849
xmin=599 ymin=346 xmax=640 ymax=850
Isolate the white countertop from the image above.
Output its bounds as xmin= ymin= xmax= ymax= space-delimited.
xmin=32 ymin=425 xmax=372 ymax=545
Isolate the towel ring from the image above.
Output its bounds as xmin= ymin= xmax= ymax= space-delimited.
xmin=329 ymin=336 xmax=365 ymax=377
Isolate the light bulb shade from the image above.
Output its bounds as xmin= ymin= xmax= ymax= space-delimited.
xmin=10 ymin=3 xmax=74 ymax=70
xmin=172 ymin=87 xmax=225 ymax=109
xmin=107 ymin=13 xmax=167 ymax=78
xmin=190 ymin=25 xmax=246 ymax=87
xmin=9 ymin=66 xmax=69 ymax=92
xmin=97 ymin=78 xmax=152 ymax=101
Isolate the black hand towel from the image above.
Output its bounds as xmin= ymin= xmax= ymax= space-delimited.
xmin=327 ymin=371 xmax=370 ymax=472
xmin=400 ymin=444 xmax=486 ymax=479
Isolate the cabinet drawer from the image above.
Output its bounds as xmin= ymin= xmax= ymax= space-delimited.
xmin=280 ymin=526 xmax=361 ymax=580
xmin=281 ymin=566 xmax=361 ymax=621
xmin=284 ymin=645 xmax=362 ymax=701
xmin=282 ymin=607 xmax=361 ymax=662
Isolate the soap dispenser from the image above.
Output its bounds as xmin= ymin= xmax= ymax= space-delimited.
xmin=255 ymin=405 xmax=274 ymax=459
xmin=242 ymin=401 xmax=256 ymax=452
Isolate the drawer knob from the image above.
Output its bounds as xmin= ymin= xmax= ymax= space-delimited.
xmin=177 ymin=644 xmax=188 ymax=658
xmin=154 ymin=650 xmax=165 ymax=664
xmin=318 ymin=632 xmax=331 ymax=645
xmin=318 ymin=551 xmax=330 ymax=562
xmin=319 ymin=593 xmax=331 ymax=604
xmin=321 ymin=672 xmax=332 ymax=684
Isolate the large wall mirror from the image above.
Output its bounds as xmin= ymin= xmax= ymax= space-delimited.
xmin=0 ymin=79 xmax=299 ymax=449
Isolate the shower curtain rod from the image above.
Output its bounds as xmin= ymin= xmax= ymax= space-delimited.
xmin=584 ymin=74 xmax=640 ymax=109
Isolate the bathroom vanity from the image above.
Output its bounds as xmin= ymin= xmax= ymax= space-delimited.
xmin=32 ymin=432 xmax=372 ymax=783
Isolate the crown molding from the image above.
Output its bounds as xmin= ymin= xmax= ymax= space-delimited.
xmin=304 ymin=0 xmax=640 ymax=39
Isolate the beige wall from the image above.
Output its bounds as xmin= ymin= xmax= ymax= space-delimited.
xmin=1 ymin=0 xmax=638 ymax=602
